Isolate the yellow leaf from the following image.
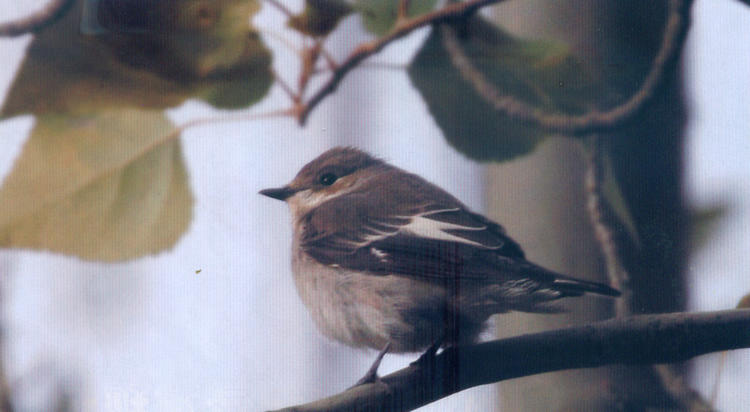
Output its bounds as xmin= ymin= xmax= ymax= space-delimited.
xmin=0 ymin=110 xmax=192 ymax=261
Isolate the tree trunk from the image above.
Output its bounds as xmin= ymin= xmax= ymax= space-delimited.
xmin=487 ymin=1 xmax=687 ymax=410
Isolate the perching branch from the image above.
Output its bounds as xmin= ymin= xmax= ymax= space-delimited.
xmin=271 ymin=309 xmax=750 ymax=412
xmin=0 ymin=0 xmax=74 ymax=37
xmin=440 ymin=0 xmax=691 ymax=136
xmin=297 ymin=0 xmax=510 ymax=124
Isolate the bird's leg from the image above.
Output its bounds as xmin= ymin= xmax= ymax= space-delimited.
xmin=410 ymin=336 xmax=444 ymax=367
xmin=352 ymin=342 xmax=391 ymax=387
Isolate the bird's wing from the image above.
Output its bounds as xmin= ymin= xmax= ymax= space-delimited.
xmin=300 ymin=181 xmax=620 ymax=298
xmin=299 ymin=190 xmax=531 ymax=282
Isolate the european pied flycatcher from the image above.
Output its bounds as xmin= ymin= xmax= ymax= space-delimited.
xmin=260 ymin=147 xmax=619 ymax=381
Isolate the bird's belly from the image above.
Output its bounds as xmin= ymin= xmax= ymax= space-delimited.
xmin=291 ymin=254 xmax=456 ymax=352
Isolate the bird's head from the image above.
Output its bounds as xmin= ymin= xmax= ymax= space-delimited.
xmin=259 ymin=147 xmax=385 ymax=215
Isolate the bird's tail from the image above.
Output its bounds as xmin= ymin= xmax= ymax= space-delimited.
xmin=468 ymin=257 xmax=621 ymax=315
xmin=517 ymin=260 xmax=621 ymax=298
xmin=549 ymin=275 xmax=621 ymax=297
xmin=503 ymin=262 xmax=621 ymax=314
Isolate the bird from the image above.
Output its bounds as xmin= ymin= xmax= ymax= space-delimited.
xmin=260 ymin=146 xmax=619 ymax=384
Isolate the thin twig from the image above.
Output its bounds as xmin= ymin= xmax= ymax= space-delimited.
xmin=440 ymin=0 xmax=690 ymax=136
xmin=297 ymin=0 xmax=510 ymax=124
xmin=272 ymin=309 xmax=750 ymax=412
xmin=584 ymin=135 xmax=630 ymax=317
xmin=0 ymin=0 xmax=74 ymax=37
xmin=298 ymin=41 xmax=323 ymax=97
xmin=271 ymin=69 xmax=300 ymax=102
xmin=318 ymin=47 xmax=339 ymax=71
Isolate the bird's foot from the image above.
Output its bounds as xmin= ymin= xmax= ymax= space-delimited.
xmin=351 ymin=342 xmax=391 ymax=388
xmin=410 ymin=337 xmax=442 ymax=368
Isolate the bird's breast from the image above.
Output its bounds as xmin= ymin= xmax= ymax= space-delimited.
xmin=290 ymin=236 xmax=456 ymax=352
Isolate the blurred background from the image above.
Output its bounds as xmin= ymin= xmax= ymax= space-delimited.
xmin=0 ymin=0 xmax=748 ymax=411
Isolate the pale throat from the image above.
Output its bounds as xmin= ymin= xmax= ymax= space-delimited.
xmin=286 ymin=175 xmax=362 ymax=219
xmin=287 ymin=188 xmax=337 ymax=219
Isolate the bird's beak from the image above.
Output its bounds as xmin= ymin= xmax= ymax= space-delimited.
xmin=259 ymin=185 xmax=298 ymax=201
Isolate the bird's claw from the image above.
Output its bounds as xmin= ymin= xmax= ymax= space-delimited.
xmin=410 ymin=338 xmax=441 ymax=367
xmin=350 ymin=342 xmax=391 ymax=389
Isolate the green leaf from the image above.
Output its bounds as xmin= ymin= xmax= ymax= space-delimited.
xmin=408 ymin=18 xmax=606 ymax=162
xmin=355 ymin=0 xmax=437 ymax=36
xmin=0 ymin=110 xmax=192 ymax=261
xmin=1 ymin=0 xmax=272 ymax=117
xmin=288 ymin=0 xmax=353 ymax=36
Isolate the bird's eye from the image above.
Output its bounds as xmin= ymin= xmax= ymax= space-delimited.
xmin=319 ymin=173 xmax=338 ymax=186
